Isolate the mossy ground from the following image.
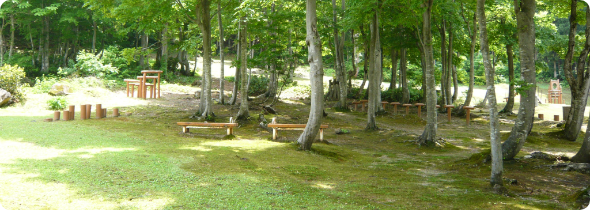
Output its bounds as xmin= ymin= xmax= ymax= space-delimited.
xmin=0 ymin=84 xmax=589 ymax=209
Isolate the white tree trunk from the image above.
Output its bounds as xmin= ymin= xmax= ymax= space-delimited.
xmin=477 ymin=0 xmax=503 ymax=188
xmin=297 ymin=0 xmax=324 ymax=150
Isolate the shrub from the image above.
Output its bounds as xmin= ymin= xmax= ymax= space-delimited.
xmin=47 ymin=96 xmax=67 ymax=110
xmin=381 ymin=88 xmax=423 ymax=103
xmin=225 ymin=76 xmax=235 ymax=82
xmin=74 ymin=51 xmax=119 ymax=77
xmin=0 ymin=64 xmax=28 ymax=103
xmin=29 ymin=75 xmax=59 ymax=94
xmin=5 ymin=53 xmax=36 ymax=77
xmin=248 ymin=75 xmax=269 ymax=95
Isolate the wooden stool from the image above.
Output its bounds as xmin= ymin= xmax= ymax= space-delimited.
xmin=141 ymin=70 xmax=163 ymax=99
xmin=360 ymin=100 xmax=368 ymax=111
xmin=538 ymin=114 xmax=544 ymax=120
xmin=554 ymin=115 xmax=560 ymax=121
xmin=444 ymin=105 xmax=455 ymax=122
xmin=352 ymin=101 xmax=361 ymax=111
xmin=414 ymin=103 xmax=425 ymax=117
xmin=403 ymin=104 xmax=412 ymax=115
xmin=390 ymin=102 xmax=400 ymax=114
xmin=124 ymin=79 xmax=140 ymax=97
xmin=136 ymin=76 xmax=155 ymax=98
xmin=464 ymin=106 xmax=475 ymax=125
xmin=381 ymin=101 xmax=389 ymax=109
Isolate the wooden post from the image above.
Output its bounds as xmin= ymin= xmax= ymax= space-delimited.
xmin=464 ymin=106 xmax=475 ymax=126
xmin=445 ymin=105 xmax=455 ymax=122
xmin=53 ymin=111 xmax=60 ymax=121
xmin=391 ymin=102 xmax=400 ymax=114
xmin=81 ymin=104 xmax=87 ymax=120
xmin=96 ymin=104 xmax=102 ymax=119
xmin=113 ymin=108 xmax=119 ymax=117
xmin=538 ymin=114 xmax=544 ymax=120
xmin=320 ymin=128 xmax=324 ymax=141
xmin=415 ymin=103 xmax=425 ymax=117
xmin=403 ymin=104 xmax=412 ymax=115
xmin=103 ymin=108 xmax=107 ymax=118
xmin=272 ymin=128 xmax=277 ymax=140
xmin=63 ymin=110 xmax=70 ymax=121
xmin=69 ymin=105 xmax=75 ymax=120
xmin=554 ymin=115 xmax=559 ymax=121
xmin=86 ymin=104 xmax=92 ymax=119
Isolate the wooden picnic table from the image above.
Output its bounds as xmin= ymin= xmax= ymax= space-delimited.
xmin=140 ymin=70 xmax=163 ymax=99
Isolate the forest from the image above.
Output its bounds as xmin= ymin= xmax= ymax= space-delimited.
xmin=2 ymin=0 xmax=590 ymax=209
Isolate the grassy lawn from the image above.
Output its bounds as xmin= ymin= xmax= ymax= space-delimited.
xmin=0 ymin=80 xmax=589 ymax=209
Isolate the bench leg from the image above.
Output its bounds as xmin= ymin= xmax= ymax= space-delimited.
xmin=183 ymin=126 xmax=189 ymax=133
xmin=320 ymin=129 xmax=324 ymax=141
xmin=272 ymin=128 xmax=277 ymax=140
xmin=227 ymin=127 xmax=233 ymax=135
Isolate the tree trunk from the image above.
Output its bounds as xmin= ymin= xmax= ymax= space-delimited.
xmin=501 ymin=44 xmax=515 ymax=114
xmin=297 ymin=0 xmax=324 ymax=150
xmin=217 ymin=1 xmax=225 ymax=104
xmin=92 ymin=21 xmax=97 ymax=54
xmin=332 ymin=0 xmax=347 ymax=109
xmin=477 ymin=0 xmax=503 ymax=188
xmin=197 ymin=0 xmax=213 ymax=118
xmin=464 ymin=12 xmax=477 ymax=107
xmin=236 ymin=14 xmax=249 ymax=121
xmin=9 ymin=14 xmax=14 ymax=58
xmin=366 ymin=4 xmax=381 ymax=130
xmin=417 ymin=0 xmax=436 ymax=145
xmin=389 ymin=49 xmax=398 ymax=90
xmin=229 ymin=20 xmax=242 ymax=106
xmin=564 ymin=4 xmax=590 ymax=141
xmin=447 ymin=23 xmax=454 ymax=105
xmin=439 ymin=21 xmax=447 ymax=106
xmin=352 ymin=29 xmax=358 ymax=77
xmin=42 ymin=17 xmax=49 ymax=73
xmin=162 ymin=23 xmax=169 ymax=75
xmin=139 ymin=31 xmax=148 ymax=70
xmin=501 ymin=0 xmax=537 ymax=161
xmin=400 ymin=48 xmax=409 ymax=103
xmin=357 ymin=25 xmax=369 ymax=98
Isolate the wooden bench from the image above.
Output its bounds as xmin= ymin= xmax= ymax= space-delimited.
xmin=177 ymin=118 xmax=238 ymax=135
xmin=267 ymin=118 xmax=329 ymax=141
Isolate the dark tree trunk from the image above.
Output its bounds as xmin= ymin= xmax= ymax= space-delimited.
xmin=366 ymin=3 xmax=381 ymax=130
xmin=501 ymin=44 xmax=515 ymax=114
xmin=501 ymin=0 xmax=537 ymax=160
xmin=400 ymin=48 xmax=409 ymax=103
xmin=417 ymin=0 xmax=436 ymax=145
xmin=389 ymin=49 xmax=398 ymax=91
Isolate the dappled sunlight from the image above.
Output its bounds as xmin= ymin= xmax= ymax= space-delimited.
xmin=0 ymin=140 xmax=137 ymax=162
xmin=0 ymin=170 xmax=173 ymax=210
xmin=180 ymin=145 xmax=214 ymax=152
xmin=508 ymin=203 xmax=543 ymax=210
xmin=313 ymin=182 xmax=335 ymax=189
xmin=201 ymin=139 xmax=287 ymax=151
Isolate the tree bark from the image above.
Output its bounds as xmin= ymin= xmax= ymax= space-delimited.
xmin=217 ymin=1 xmax=225 ymax=104
xmin=197 ymin=0 xmax=214 ymax=118
xmin=162 ymin=23 xmax=169 ymax=75
xmin=366 ymin=4 xmax=381 ymax=130
xmin=42 ymin=17 xmax=49 ymax=73
xmin=297 ymin=0 xmax=324 ymax=150
xmin=389 ymin=49 xmax=398 ymax=91
xmin=501 ymin=0 xmax=537 ymax=160
xmin=447 ymin=23 xmax=454 ymax=105
xmin=92 ymin=21 xmax=97 ymax=54
xmin=564 ymin=3 xmax=590 ymax=141
xmin=9 ymin=14 xmax=14 ymax=58
xmin=501 ymin=44 xmax=515 ymax=114
xmin=336 ymin=0 xmax=347 ymax=109
xmin=357 ymin=25 xmax=369 ymax=98
xmin=417 ymin=0 xmax=436 ymax=145
xmin=464 ymin=12 xmax=477 ymax=107
xmin=477 ymin=0 xmax=503 ymax=188
xmin=400 ymin=48 xmax=409 ymax=103
xmin=236 ymin=14 xmax=249 ymax=121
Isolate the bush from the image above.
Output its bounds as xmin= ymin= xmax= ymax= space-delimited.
xmin=74 ymin=51 xmax=119 ymax=77
xmin=0 ymin=64 xmax=28 ymax=103
xmin=381 ymin=88 xmax=423 ymax=103
xmin=225 ymin=76 xmax=235 ymax=82
xmin=47 ymin=96 xmax=67 ymax=110
xmin=29 ymin=75 xmax=59 ymax=94
xmin=5 ymin=53 xmax=36 ymax=77
xmin=248 ymin=75 xmax=269 ymax=95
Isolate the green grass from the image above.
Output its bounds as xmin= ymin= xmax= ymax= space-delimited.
xmin=0 ymin=79 xmax=589 ymax=209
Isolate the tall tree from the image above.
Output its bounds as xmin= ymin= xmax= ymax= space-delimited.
xmin=563 ymin=0 xmax=590 ymax=141
xmin=297 ymin=0 xmax=324 ymax=150
xmin=416 ymin=0 xmax=436 ymax=145
xmin=236 ymin=6 xmax=249 ymax=121
xmin=501 ymin=0 xmax=537 ymax=160
xmin=332 ymin=0 xmax=347 ymax=109
xmin=217 ymin=0 xmax=225 ymax=104
xmin=461 ymin=3 xmax=477 ymax=107
xmin=366 ymin=0 xmax=381 ymax=130
xmin=196 ymin=0 xmax=214 ymax=118
xmin=477 ymin=0 xmax=503 ymax=189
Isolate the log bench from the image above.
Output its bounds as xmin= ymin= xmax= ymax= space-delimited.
xmin=177 ymin=118 xmax=238 ymax=135
xmin=267 ymin=118 xmax=329 ymax=141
